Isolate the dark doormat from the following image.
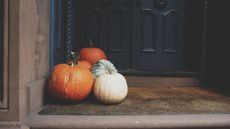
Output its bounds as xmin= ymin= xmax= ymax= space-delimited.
xmin=39 ymin=86 xmax=230 ymax=115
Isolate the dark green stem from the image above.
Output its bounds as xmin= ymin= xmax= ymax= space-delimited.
xmin=70 ymin=52 xmax=78 ymax=66
xmin=74 ymin=52 xmax=80 ymax=60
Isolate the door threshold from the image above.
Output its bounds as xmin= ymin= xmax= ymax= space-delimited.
xmin=119 ymin=69 xmax=197 ymax=77
xmin=125 ymin=76 xmax=199 ymax=87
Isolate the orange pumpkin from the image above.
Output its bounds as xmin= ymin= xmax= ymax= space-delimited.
xmin=48 ymin=52 xmax=94 ymax=102
xmin=80 ymin=40 xmax=107 ymax=64
xmin=78 ymin=60 xmax=92 ymax=69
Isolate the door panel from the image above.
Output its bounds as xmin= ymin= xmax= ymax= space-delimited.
xmin=140 ymin=9 xmax=157 ymax=53
xmin=106 ymin=1 xmax=131 ymax=70
xmin=73 ymin=0 xmax=131 ymax=70
xmin=163 ymin=10 xmax=178 ymax=53
xmin=132 ymin=0 xmax=185 ymax=70
xmin=86 ymin=7 xmax=104 ymax=48
xmin=73 ymin=0 xmax=107 ymax=49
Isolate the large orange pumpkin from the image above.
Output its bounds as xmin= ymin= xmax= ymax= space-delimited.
xmin=80 ymin=41 xmax=107 ymax=64
xmin=48 ymin=52 xmax=94 ymax=102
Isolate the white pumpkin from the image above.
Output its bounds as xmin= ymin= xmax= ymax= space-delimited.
xmin=92 ymin=60 xmax=128 ymax=104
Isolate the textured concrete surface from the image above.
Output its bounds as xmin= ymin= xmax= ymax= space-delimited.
xmin=40 ymin=86 xmax=230 ymax=115
xmin=0 ymin=0 xmax=50 ymax=122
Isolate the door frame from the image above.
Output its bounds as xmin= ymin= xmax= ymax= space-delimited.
xmin=0 ymin=0 xmax=20 ymax=121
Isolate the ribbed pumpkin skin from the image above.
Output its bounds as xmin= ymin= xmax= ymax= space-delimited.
xmin=80 ymin=48 xmax=107 ymax=65
xmin=78 ymin=60 xmax=92 ymax=69
xmin=48 ymin=64 xmax=94 ymax=101
xmin=92 ymin=59 xmax=117 ymax=78
xmin=94 ymin=73 xmax=128 ymax=104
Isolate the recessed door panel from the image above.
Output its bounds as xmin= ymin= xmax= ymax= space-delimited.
xmin=86 ymin=7 xmax=104 ymax=47
xmin=106 ymin=0 xmax=131 ymax=69
xmin=108 ymin=9 xmax=125 ymax=52
xmin=163 ymin=9 xmax=178 ymax=53
xmin=141 ymin=9 xmax=157 ymax=53
xmin=73 ymin=0 xmax=131 ymax=70
xmin=132 ymin=0 xmax=185 ymax=70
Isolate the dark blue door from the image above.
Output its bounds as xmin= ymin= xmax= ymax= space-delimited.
xmin=73 ymin=0 xmax=185 ymax=71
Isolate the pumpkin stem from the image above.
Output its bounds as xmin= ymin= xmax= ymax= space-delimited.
xmin=70 ymin=51 xmax=78 ymax=66
xmin=75 ymin=52 xmax=80 ymax=60
xmin=89 ymin=40 xmax=93 ymax=48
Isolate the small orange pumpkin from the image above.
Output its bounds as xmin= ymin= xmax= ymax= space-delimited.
xmin=80 ymin=40 xmax=107 ymax=64
xmin=78 ymin=60 xmax=92 ymax=69
xmin=48 ymin=52 xmax=94 ymax=102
